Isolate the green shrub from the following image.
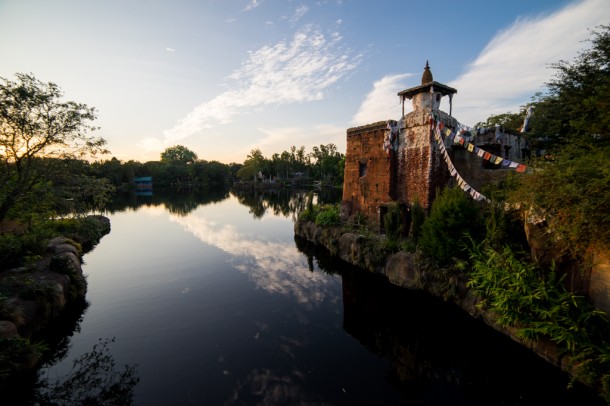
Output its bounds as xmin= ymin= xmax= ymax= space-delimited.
xmin=314 ymin=204 xmax=340 ymax=227
xmin=465 ymin=242 xmax=610 ymax=398
xmin=419 ymin=187 xmax=483 ymax=266
xmin=384 ymin=203 xmax=403 ymax=242
xmin=409 ymin=198 xmax=425 ymax=244
xmin=0 ymin=338 xmax=47 ymax=381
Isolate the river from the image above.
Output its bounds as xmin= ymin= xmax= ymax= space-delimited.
xmin=19 ymin=189 xmax=602 ymax=405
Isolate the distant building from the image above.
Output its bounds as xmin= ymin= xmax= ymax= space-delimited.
xmin=134 ymin=176 xmax=153 ymax=196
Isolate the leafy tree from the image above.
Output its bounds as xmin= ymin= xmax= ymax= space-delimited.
xmin=236 ymin=149 xmax=266 ymax=181
xmin=309 ymin=143 xmax=344 ymax=181
xmin=507 ymin=26 xmax=610 ymax=258
xmin=160 ymin=145 xmax=198 ymax=164
xmin=474 ymin=111 xmax=524 ymax=131
xmin=0 ymin=73 xmax=109 ymax=221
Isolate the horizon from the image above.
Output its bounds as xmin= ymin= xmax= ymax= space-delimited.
xmin=1 ymin=0 xmax=608 ymax=165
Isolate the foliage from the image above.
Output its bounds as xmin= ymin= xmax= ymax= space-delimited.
xmin=160 ymin=145 xmax=198 ymax=164
xmin=237 ymin=148 xmax=266 ymax=181
xmin=539 ymin=25 xmax=610 ymax=144
xmin=409 ymin=197 xmax=425 ymax=245
xmin=309 ymin=143 xmax=345 ymax=181
xmin=314 ymin=204 xmax=341 ymax=227
xmin=0 ymin=217 xmax=107 ymax=271
xmin=0 ymin=338 xmax=47 ymax=382
xmin=383 ymin=202 xmax=403 ymax=251
xmin=465 ymin=243 xmax=610 ymax=398
xmin=508 ymin=141 xmax=610 ymax=257
xmin=0 ymin=73 xmax=108 ymax=222
xmin=418 ymin=187 xmax=483 ymax=266
xmin=474 ymin=111 xmax=524 ymax=131
xmin=38 ymin=337 xmax=139 ymax=405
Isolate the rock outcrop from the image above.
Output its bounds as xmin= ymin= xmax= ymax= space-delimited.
xmin=0 ymin=215 xmax=110 ymax=374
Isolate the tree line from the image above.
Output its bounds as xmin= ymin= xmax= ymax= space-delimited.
xmin=235 ymin=144 xmax=344 ymax=184
xmin=0 ymin=71 xmax=345 ymax=223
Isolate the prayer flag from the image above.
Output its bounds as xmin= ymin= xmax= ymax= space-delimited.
xmin=477 ymin=148 xmax=485 ymax=158
xmin=467 ymin=143 xmax=474 ymax=152
xmin=509 ymin=161 xmax=519 ymax=169
xmin=494 ymin=156 xmax=504 ymax=165
xmin=516 ymin=164 xmax=527 ymax=173
xmin=483 ymin=152 xmax=491 ymax=160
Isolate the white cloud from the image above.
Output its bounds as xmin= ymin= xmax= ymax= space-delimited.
xmin=165 ymin=47 xmax=175 ymax=52
xmin=290 ymin=5 xmax=309 ymax=23
xmin=351 ymin=73 xmax=413 ymax=125
xmin=226 ymin=18 xmax=236 ymax=23
xmin=450 ymin=0 xmax=610 ymax=126
xmin=162 ymin=26 xmax=361 ymax=145
xmin=243 ymin=0 xmax=261 ymax=11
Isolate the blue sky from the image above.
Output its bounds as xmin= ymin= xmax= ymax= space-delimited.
xmin=1 ymin=0 xmax=608 ymax=163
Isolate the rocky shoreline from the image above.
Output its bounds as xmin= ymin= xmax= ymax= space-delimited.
xmin=294 ymin=219 xmax=592 ymax=393
xmin=0 ymin=215 xmax=110 ymax=373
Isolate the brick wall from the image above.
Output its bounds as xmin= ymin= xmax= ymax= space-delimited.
xmin=342 ymin=121 xmax=393 ymax=221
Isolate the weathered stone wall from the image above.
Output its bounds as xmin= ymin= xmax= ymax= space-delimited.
xmin=398 ymin=110 xmax=456 ymax=209
xmin=343 ymin=121 xmax=393 ymax=221
xmin=449 ymin=148 xmax=510 ymax=193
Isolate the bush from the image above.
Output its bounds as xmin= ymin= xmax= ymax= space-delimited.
xmin=465 ymin=243 xmax=610 ymax=399
xmin=418 ymin=187 xmax=483 ymax=266
xmin=409 ymin=198 xmax=425 ymax=245
xmin=314 ymin=204 xmax=340 ymax=227
xmin=383 ymin=203 xmax=403 ymax=252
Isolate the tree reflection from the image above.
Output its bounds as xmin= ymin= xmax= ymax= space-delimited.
xmin=104 ymin=187 xmax=230 ymax=215
xmin=232 ymin=188 xmax=342 ymax=220
xmin=38 ymin=338 xmax=139 ymax=405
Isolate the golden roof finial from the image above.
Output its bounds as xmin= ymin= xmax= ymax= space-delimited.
xmin=421 ymin=60 xmax=433 ymax=84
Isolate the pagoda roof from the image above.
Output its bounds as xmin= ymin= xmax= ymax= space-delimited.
xmin=398 ymin=81 xmax=457 ymax=100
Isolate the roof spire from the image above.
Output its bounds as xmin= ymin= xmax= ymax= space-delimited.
xmin=421 ymin=60 xmax=433 ymax=84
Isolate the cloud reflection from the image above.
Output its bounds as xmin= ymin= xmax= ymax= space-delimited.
xmin=167 ymin=203 xmax=338 ymax=307
xmin=225 ymin=368 xmax=314 ymax=405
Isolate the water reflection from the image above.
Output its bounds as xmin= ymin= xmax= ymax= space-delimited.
xmin=232 ymin=188 xmax=342 ymax=220
xmin=24 ymin=189 xmax=602 ymax=404
xmin=294 ymin=237 xmax=604 ymax=405
xmin=38 ymin=338 xmax=139 ymax=405
xmin=167 ymin=197 xmax=337 ymax=307
xmin=105 ymin=187 xmax=230 ymax=215
xmin=3 ymin=300 xmax=140 ymax=405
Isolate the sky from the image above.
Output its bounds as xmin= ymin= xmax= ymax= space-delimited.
xmin=1 ymin=0 xmax=609 ymax=164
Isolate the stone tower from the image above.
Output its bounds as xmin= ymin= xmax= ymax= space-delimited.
xmin=342 ymin=62 xmax=457 ymax=226
xmin=396 ymin=62 xmax=457 ymax=209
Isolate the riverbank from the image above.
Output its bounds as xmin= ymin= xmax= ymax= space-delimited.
xmin=294 ymin=219 xmax=607 ymax=402
xmin=0 ymin=215 xmax=111 ymax=379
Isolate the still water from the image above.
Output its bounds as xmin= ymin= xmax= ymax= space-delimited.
xmin=25 ymin=189 xmax=602 ymax=405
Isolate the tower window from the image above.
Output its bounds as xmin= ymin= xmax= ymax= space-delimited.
xmin=359 ymin=162 xmax=367 ymax=177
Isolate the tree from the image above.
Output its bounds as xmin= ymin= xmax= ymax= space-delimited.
xmin=506 ymin=26 xmax=610 ymax=255
xmin=236 ymin=148 xmax=266 ymax=181
xmin=512 ymin=25 xmax=610 ymax=147
xmin=310 ymin=143 xmax=344 ymax=181
xmin=0 ymin=73 xmax=109 ymax=221
xmin=160 ymin=145 xmax=198 ymax=164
